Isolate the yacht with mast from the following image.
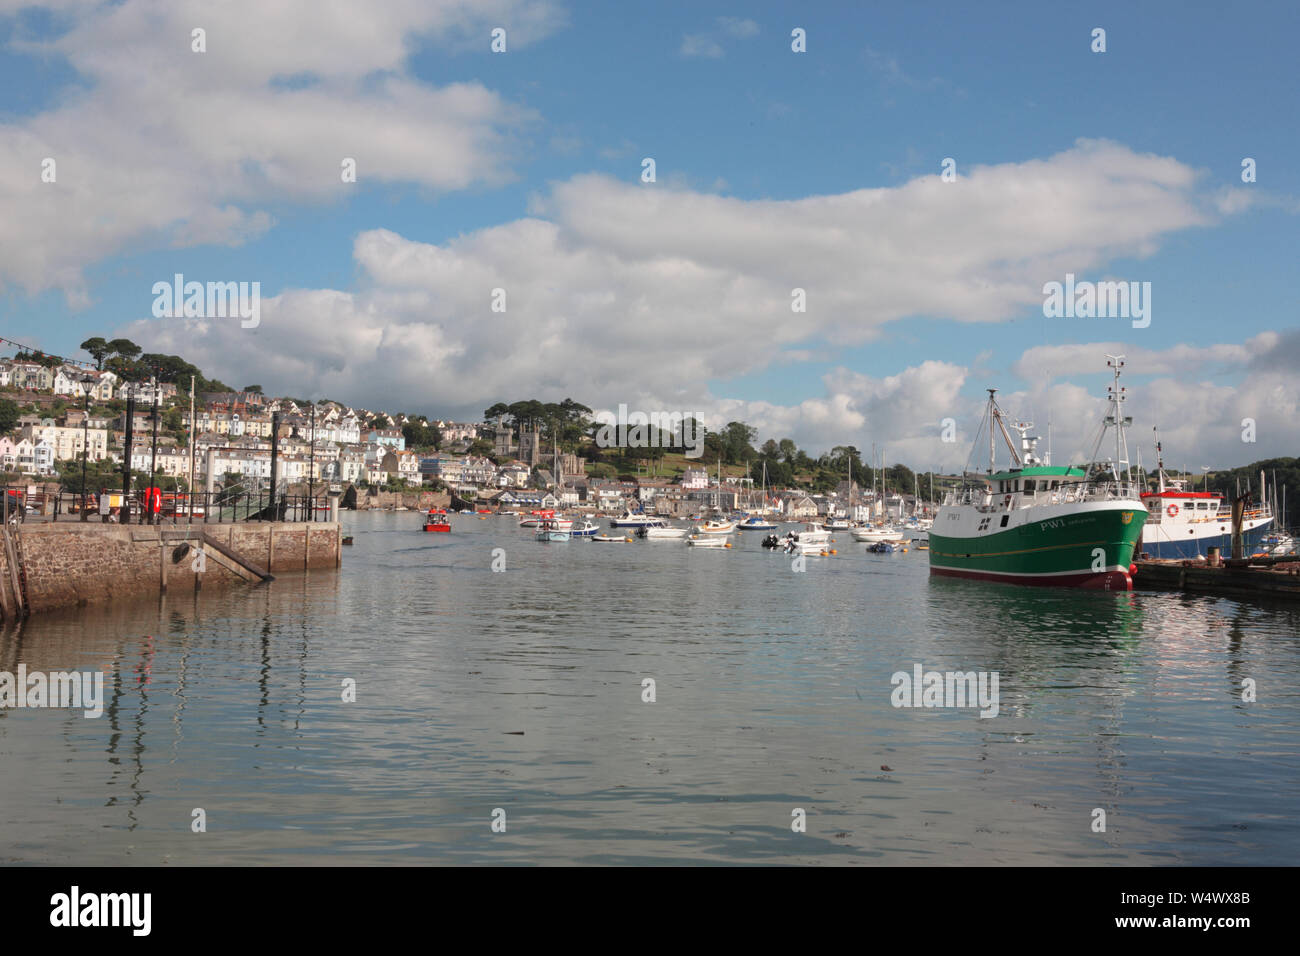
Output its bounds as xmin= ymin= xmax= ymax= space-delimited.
xmin=929 ymin=356 xmax=1147 ymax=589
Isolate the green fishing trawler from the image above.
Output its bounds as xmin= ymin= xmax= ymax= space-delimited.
xmin=930 ymin=356 xmax=1146 ymax=590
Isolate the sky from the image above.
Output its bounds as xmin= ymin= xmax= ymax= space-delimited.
xmin=1 ymin=0 xmax=1297 ymax=472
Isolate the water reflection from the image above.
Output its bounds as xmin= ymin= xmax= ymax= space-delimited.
xmin=0 ymin=511 xmax=1297 ymax=865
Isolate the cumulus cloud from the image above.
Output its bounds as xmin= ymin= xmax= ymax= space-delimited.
xmin=0 ymin=0 xmax=562 ymax=300
xmin=107 ymin=138 xmax=1289 ymax=465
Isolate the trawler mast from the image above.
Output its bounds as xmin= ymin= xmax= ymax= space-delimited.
xmin=1086 ymin=355 xmax=1133 ymax=482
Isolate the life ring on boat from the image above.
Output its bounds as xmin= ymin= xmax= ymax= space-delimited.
xmin=1166 ymin=504 xmax=1179 ymax=517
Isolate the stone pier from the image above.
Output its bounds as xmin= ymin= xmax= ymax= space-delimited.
xmin=0 ymin=521 xmax=342 ymax=618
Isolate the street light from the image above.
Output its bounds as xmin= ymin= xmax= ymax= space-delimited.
xmin=79 ymin=373 xmax=96 ymax=521
xmin=147 ymin=376 xmax=160 ymax=524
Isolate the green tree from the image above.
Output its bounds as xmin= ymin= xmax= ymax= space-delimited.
xmin=107 ymin=338 xmax=142 ymax=361
xmin=0 ymin=399 xmax=19 ymax=434
xmin=80 ymin=337 xmax=112 ymax=369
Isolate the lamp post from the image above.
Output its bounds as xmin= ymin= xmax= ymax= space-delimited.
xmin=308 ymin=401 xmax=316 ymax=521
xmin=121 ymin=383 xmax=134 ymax=509
xmin=147 ymin=376 xmax=160 ymax=524
xmin=79 ymin=374 xmax=94 ymax=521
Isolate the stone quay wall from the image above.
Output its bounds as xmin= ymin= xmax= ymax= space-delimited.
xmin=0 ymin=521 xmax=341 ymax=618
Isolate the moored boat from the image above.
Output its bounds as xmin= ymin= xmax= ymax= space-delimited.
xmin=569 ymin=520 xmax=600 ymax=537
xmin=609 ymin=510 xmax=666 ymax=528
xmin=929 ymin=356 xmax=1146 ymax=590
xmin=532 ymin=511 xmax=571 ymax=540
xmin=852 ymin=525 xmax=906 ymax=543
xmin=1137 ymin=442 xmax=1274 ymax=559
xmin=638 ymin=526 xmax=689 ymax=539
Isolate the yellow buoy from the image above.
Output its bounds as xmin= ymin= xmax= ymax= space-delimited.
xmin=724 ymin=542 xmax=732 ymax=548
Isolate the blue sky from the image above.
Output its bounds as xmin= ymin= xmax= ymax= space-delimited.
xmin=1 ymin=0 xmax=1296 ymax=466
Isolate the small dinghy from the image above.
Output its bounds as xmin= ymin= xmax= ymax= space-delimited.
xmin=687 ymin=535 xmax=731 ymax=548
xmin=867 ymin=540 xmax=903 ymax=553
xmin=592 ymin=534 xmax=633 ymax=542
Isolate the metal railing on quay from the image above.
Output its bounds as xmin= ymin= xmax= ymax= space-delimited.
xmin=12 ymin=488 xmax=333 ymax=525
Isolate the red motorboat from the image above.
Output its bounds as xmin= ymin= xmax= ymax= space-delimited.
xmin=423 ymin=508 xmax=451 ymax=532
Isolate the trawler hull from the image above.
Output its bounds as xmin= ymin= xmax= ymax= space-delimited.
xmin=929 ymin=502 xmax=1145 ymax=590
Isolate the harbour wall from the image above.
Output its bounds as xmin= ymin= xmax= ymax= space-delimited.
xmin=350 ymin=489 xmax=450 ymax=511
xmin=0 ymin=521 xmax=341 ymax=618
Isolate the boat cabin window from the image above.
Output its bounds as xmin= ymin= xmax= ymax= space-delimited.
xmin=1198 ymin=501 xmax=1210 ymax=510
xmin=1023 ymin=480 xmax=1036 ymax=493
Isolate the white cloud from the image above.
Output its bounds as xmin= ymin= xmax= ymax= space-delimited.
xmin=716 ymin=17 xmax=759 ymax=38
xmin=108 ymin=139 xmax=1283 ymax=465
xmin=0 ymin=0 xmax=562 ymax=301
xmin=679 ymin=33 xmax=723 ymax=58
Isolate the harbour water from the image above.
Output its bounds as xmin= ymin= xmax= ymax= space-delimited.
xmin=2 ymin=511 xmax=1298 ymax=865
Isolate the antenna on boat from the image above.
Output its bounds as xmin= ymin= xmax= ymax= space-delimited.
xmin=1088 ymin=355 xmax=1132 ymax=480
xmin=987 ymin=388 xmax=997 ymax=474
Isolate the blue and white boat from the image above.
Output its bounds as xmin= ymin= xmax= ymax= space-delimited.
xmin=867 ymin=540 xmax=902 ymax=553
xmin=569 ymin=520 xmax=600 ymax=537
xmin=1139 ymin=452 xmax=1273 ymax=559
xmin=737 ymin=515 xmax=778 ymax=531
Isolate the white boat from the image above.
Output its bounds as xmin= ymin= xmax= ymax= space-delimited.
xmin=569 ymin=520 xmax=600 ymax=537
xmin=536 ymin=525 xmax=571 ymax=542
xmin=853 ymin=525 xmax=907 ymax=543
xmin=1138 ymin=446 xmax=1274 ymax=559
xmin=592 ymin=534 xmax=633 ymax=543
xmin=640 ymin=526 xmax=689 ymax=539
xmin=521 ymin=512 xmax=572 ymax=530
xmin=777 ymin=535 xmax=832 ymax=555
xmin=609 ymin=510 xmax=665 ymax=528
xmin=687 ymin=534 xmax=730 ymax=548
xmin=693 ymin=519 xmax=736 ymax=534
xmin=821 ymin=517 xmax=850 ymax=531
xmin=793 ymin=524 xmax=832 ymax=544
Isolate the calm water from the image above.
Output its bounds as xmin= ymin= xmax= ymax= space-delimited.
xmin=2 ymin=511 xmax=1298 ymax=865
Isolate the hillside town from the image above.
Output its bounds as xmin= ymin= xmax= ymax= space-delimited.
xmin=0 ymin=347 xmax=925 ymax=522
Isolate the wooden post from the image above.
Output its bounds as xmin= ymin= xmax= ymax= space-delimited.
xmin=160 ymin=534 xmax=167 ymax=592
